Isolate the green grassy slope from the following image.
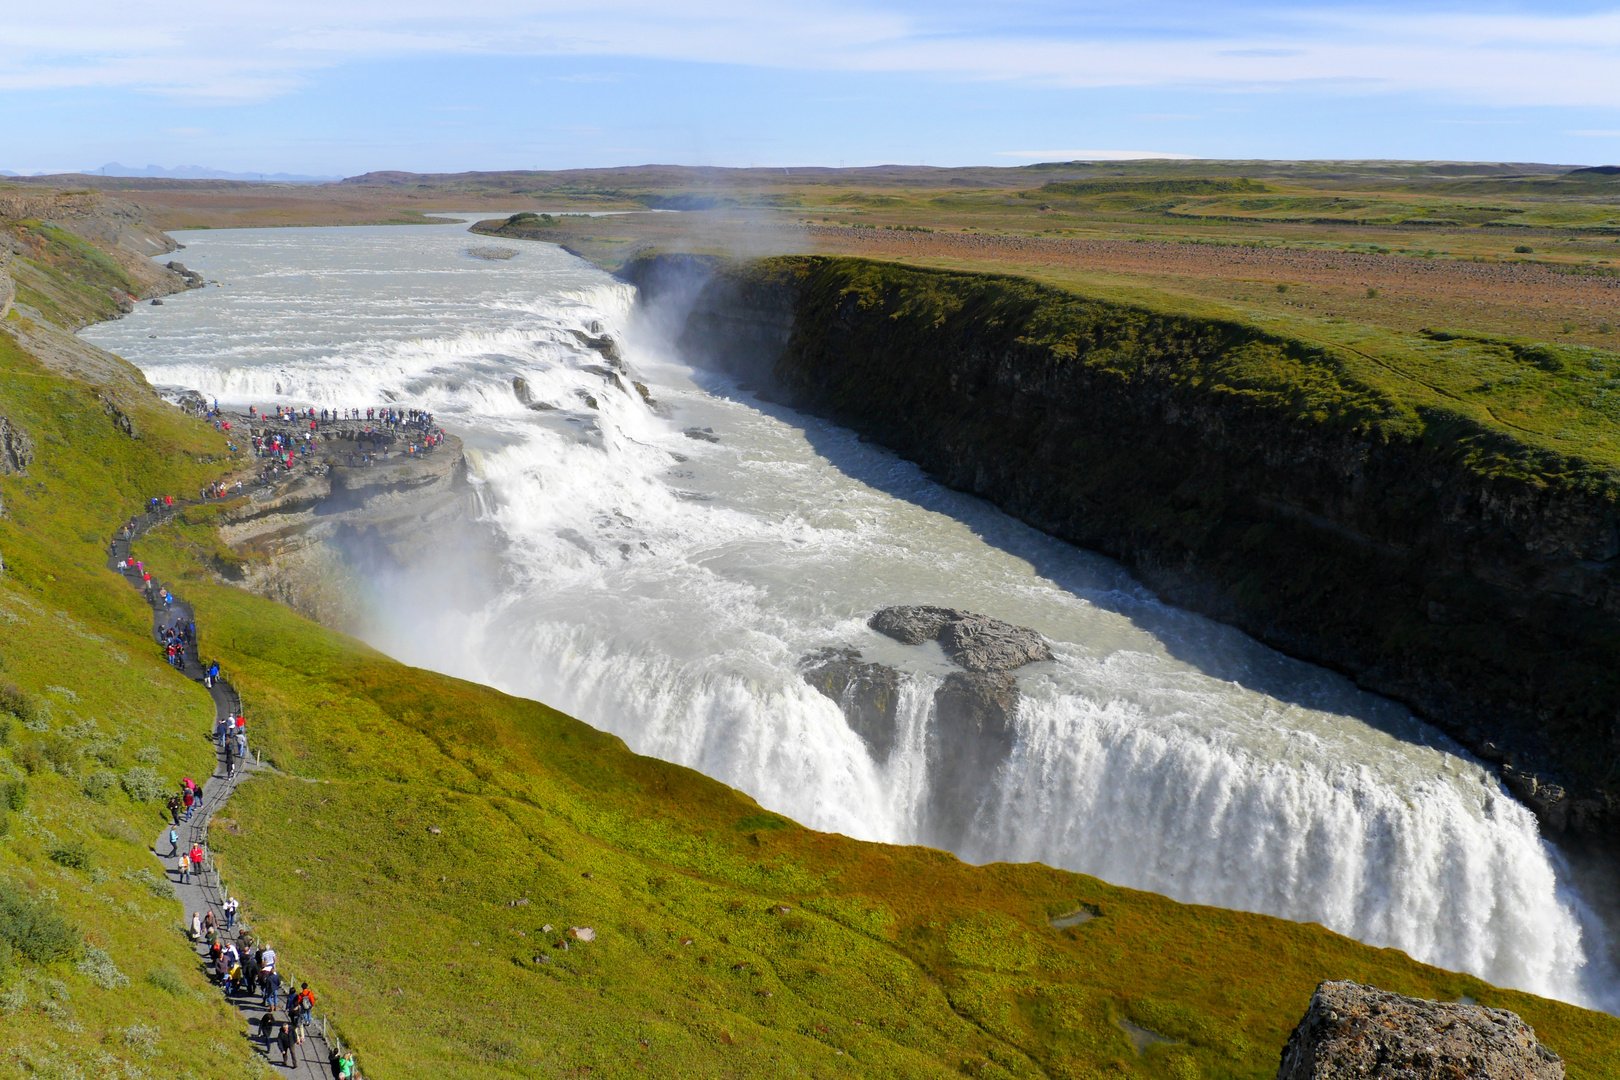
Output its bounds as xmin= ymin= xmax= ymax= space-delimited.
xmin=5 ymin=220 xmax=145 ymax=330
xmin=0 ymin=327 xmax=268 ymax=1079
xmin=124 ymin=515 xmax=1620 ymax=1078
xmin=1 ymin=235 xmax=1617 ymax=1080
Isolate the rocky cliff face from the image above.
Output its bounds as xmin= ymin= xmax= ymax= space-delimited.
xmin=219 ymin=428 xmax=474 ymax=631
xmin=628 ymin=253 xmax=1620 ymax=839
xmin=1276 ymin=981 xmax=1563 ymax=1080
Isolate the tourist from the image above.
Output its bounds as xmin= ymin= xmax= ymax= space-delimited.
xmin=224 ymin=895 xmax=239 ymax=929
xmin=190 ymin=843 xmax=205 ymax=881
xmin=295 ymin=983 xmax=314 ymax=1041
xmin=168 ymin=827 xmax=179 ymax=857
xmin=182 ymin=787 xmax=194 ymax=820
xmin=179 ymin=856 xmax=191 ymax=885
xmin=190 ymin=911 xmax=202 ymax=940
xmin=277 ymin=1022 xmax=296 ymax=1067
xmin=265 ymin=967 xmax=282 ymax=1012
xmin=167 ymin=794 xmax=180 ymax=825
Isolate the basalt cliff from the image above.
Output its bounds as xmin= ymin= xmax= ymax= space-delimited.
xmin=625 ymin=252 xmax=1620 ymax=840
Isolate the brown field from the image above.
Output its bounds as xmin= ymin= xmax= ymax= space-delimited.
xmin=11 ymin=158 xmax=1620 ymax=350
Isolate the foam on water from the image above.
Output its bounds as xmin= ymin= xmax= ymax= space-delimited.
xmin=82 ymin=220 xmax=1618 ymax=1011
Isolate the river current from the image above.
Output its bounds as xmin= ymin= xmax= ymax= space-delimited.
xmin=82 ymin=219 xmax=1618 ymax=1011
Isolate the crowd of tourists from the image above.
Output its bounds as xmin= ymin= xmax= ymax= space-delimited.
xmin=117 ymin=480 xmax=362 ymax=1075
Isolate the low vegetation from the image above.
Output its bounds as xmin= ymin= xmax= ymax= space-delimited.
xmin=0 ymin=325 xmax=263 ymax=1078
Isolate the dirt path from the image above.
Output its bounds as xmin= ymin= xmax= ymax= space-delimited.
xmin=109 ymin=507 xmax=351 ymax=1078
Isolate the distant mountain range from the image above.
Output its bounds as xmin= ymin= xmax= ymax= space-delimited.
xmin=0 ymin=163 xmax=339 ymax=183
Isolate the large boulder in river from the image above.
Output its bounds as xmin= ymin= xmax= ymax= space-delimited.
xmin=801 ymin=648 xmax=902 ymax=759
xmin=1276 ymin=981 xmax=1563 ymax=1080
xmin=869 ymin=605 xmax=958 ymax=645
xmin=869 ymin=605 xmax=1052 ymax=672
xmin=940 ymin=613 xmax=1052 ymax=673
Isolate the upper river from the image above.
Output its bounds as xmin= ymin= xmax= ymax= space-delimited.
xmin=82 ymin=219 xmax=1618 ymax=1012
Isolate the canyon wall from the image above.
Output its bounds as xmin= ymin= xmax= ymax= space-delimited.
xmin=627 ymin=252 xmax=1620 ymax=839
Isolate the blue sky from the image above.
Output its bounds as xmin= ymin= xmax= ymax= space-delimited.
xmin=4 ymin=1 xmax=1620 ymax=175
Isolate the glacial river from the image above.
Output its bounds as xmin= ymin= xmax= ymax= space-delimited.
xmin=83 ymin=219 xmax=1618 ymax=1011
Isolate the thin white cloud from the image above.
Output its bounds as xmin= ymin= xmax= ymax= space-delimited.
xmin=996 ymin=150 xmax=1195 ymax=160
xmin=0 ymin=2 xmax=1618 ymax=108
xmin=1569 ymin=129 xmax=1620 ymax=136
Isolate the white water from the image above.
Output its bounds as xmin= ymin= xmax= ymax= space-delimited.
xmin=83 ymin=220 xmax=1618 ymax=1011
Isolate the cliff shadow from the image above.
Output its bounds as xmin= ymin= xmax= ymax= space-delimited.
xmin=691 ymin=370 xmax=1459 ymax=755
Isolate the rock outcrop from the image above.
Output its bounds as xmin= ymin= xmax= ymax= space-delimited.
xmin=1276 ymin=981 xmax=1563 ymax=1080
xmin=799 ymin=648 xmax=902 ymax=759
xmin=868 ymin=605 xmax=957 ymax=645
xmin=218 ymin=420 xmax=475 ymax=631
xmin=838 ymin=606 xmax=1043 ymax=846
xmin=0 ymin=250 xmax=13 ymax=320
xmin=926 ymin=671 xmax=1019 ymax=846
xmin=166 ymin=261 xmax=205 ymax=288
xmin=870 ymin=605 xmax=1052 ymax=672
xmin=0 ymin=417 xmax=34 ymax=476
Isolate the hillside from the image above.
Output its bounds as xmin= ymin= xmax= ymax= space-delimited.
xmin=1 ymin=193 xmax=1618 ymax=1079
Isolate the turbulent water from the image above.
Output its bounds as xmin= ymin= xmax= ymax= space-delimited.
xmin=84 ymin=220 xmax=1618 ymax=1011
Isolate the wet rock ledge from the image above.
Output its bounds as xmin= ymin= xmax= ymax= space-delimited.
xmin=209 ymin=412 xmax=478 ymax=631
xmin=802 ymin=605 xmax=1052 ymax=849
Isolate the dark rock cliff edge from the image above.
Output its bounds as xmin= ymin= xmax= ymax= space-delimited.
xmin=624 ymin=252 xmax=1620 ymax=841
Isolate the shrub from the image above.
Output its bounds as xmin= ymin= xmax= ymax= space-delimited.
xmin=15 ymin=744 xmax=44 ymax=775
xmin=82 ymin=769 xmax=117 ymax=803
xmin=75 ymin=946 xmax=130 ymax=990
xmin=0 ymin=879 xmax=81 ymax=964
xmin=1515 ymin=244 xmax=1534 ymax=253
xmin=123 ymin=1021 xmax=161 ymax=1056
xmin=40 ymin=734 xmax=80 ymax=775
xmin=0 ymin=683 xmax=33 ymax=725
xmin=133 ymin=745 xmax=162 ymax=764
xmin=1 ymin=779 xmax=23 ymax=811
xmin=48 ymin=841 xmax=93 ymax=871
xmin=1365 ymin=287 xmax=1379 ymax=298
xmin=121 ymin=867 xmax=171 ymax=900
xmin=1275 ymin=283 xmax=1288 ymax=293
xmin=120 ymin=766 xmax=165 ymax=803
xmin=144 ymin=968 xmax=186 ymax=996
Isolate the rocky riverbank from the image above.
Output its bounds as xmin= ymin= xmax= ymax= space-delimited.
xmin=627 ymin=252 xmax=1620 ymax=840
xmin=190 ymin=410 xmax=474 ymax=631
